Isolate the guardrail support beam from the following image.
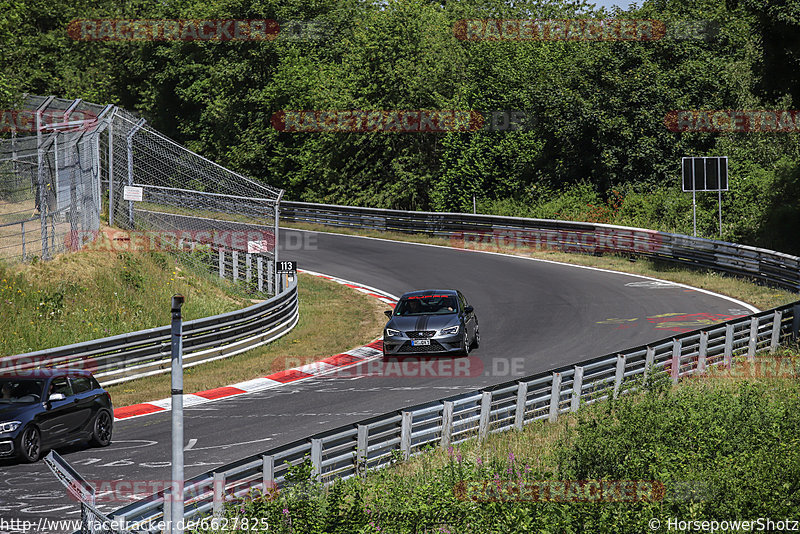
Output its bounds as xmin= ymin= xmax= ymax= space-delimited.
xmin=571 ymin=367 xmax=583 ymax=412
xmin=357 ymin=425 xmax=369 ymax=475
xmin=770 ymin=311 xmax=782 ymax=353
xmin=514 ymin=382 xmax=528 ymax=429
xmin=441 ymin=402 xmax=454 ymax=447
xmin=548 ymin=373 xmax=561 ymax=422
xmin=262 ymin=455 xmax=275 ymax=495
xmin=698 ymin=331 xmax=708 ymax=374
xmin=212 ymin=472 xmax=225 ymax=517
xmin=613 ymin=355 xmax=625 ymax=399
xmin=400 ymin=412 xmax=412 ymax=460
xmin=671 ymin=338 xmax=681 ymax=384
xmin=311 ymin=438 xmax=323 ymax=481
xmin=478 ymin=392 xmax=491 ymax=441
xmin=724 ymin=324 xmax=734 ymax=367
xmin=748 ymin=316 xmax=759 ymax=360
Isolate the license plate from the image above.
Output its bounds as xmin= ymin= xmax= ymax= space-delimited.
xmin=412 ymin=339 xmax=430 ymax=346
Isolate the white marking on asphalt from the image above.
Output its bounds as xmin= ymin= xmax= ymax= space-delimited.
xmin=184 ymin=438 xmax=198 ymax=450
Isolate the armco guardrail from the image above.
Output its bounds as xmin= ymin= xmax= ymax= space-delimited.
xmin=112 ymin=301 xmax=799 ymax=530
xmin=281 ymin=201 xmax=800 ymax=291
xmin=4 ymin=265 xmax=298 ymax=387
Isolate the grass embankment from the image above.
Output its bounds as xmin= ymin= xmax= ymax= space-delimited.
xmin=0 ymin=250 xmax=248 ymax=355
xmin=284 ymin=221 xmax=799 ymax=311
xmin=106 ymin=272 xmax=388 ymax=407
xmin=203 ymin=349 xmax=800 ymax=534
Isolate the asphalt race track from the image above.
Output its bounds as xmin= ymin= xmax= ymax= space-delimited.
xmin=0 ymin=229 xmax=757 ymax=533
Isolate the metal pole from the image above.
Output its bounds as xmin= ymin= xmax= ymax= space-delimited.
xmin=108 ymin=120 xmax=114 ymax=226
xmin=692 ymin=189 xmax=697 ymax=237
xmin=274 ymin=190 xmax=283 ymax=294
xmin=126 ymin=118 xmax=146 ymax=229
xmin=473 ymin=195 xmax=476 ymax=214
xmin=170 ymin=294 xmax=185 ymax=534
xmin=718 ymin=188 xmax=722 ymax=237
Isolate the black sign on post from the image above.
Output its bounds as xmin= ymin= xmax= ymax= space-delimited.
xmin=681 ymin=156 xmax=729 ymax=237
xmin=277 ymin=260 xmax=297 ymax=273
xmin=681 ymin=156 xmax=729 ymax=192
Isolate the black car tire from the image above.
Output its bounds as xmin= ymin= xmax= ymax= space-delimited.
xmin=90 ymin=409 xmax=113 ymax=447
xmin=17 ymin=425 xmax=41 ymax=463
xmin=462 ymin=330 xmax=471 ymax=356
xmin=471 ymin=326 xmax=480 ymax=349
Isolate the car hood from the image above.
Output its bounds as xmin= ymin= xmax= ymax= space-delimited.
xmin=387 ymin=313 xmax=460 ymax=332
xmin=0 ymin=402 xmax=39 ymax=421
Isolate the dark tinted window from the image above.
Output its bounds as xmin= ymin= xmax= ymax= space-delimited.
xmin=0 ymin=379 xmax=44 ymax=403
xmin=49 ymin=377 xmax=73 ymax=397
xmin=90 ymin=376 xmax=102 ymax=390
xmin=394 ymin=294 xmax=458 ymax=316
xmin=71 ymin=377 xmax=92 ymax=394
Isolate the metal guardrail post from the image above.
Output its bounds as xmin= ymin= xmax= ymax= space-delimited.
xmin=698 ymin=331 xmax=708 ymax=374
xmin=514 ymin=381 xmax=528 ymax=429
xmin=671 ymin=338 xmax=681 ymax=383
xmin=21 ymin=221 xmax=25 ymax=260
xmin=311 ymin=438 xmax=323 ymax=481
xmin=644 ymin=346 xmax=655 ymax=380
xmin=724 ymin=324 xmax=734 ymax=367
xmin=441 ymin=402 xmax=454 ymax=446
xmin=613 ymin=355 xmax=625 ymax=398
xmin=262 ymin=455 xmax=275 ymax=493
xmin=232 ymin=251 xmax=239 ymax=281
xmin=793 ymin=304 xmax=800 ymax=341
xmin=748 ymin=316 xmax=759 ymax=360
xmin=571 ymin=367 xmax=583 ymax=412
xmin=268 ymin=260 xmax=273 ymax=294
xmin=218 ymin=249 xmax=225 ymax=278
xmin=478 ymin=392 xmax=492 ymax=441
xmin=356 ymin=425 xmax=369 ymax=475
xmin=246 ymin=254 xmax=252 ymax=282
xmin=163 ymin=492 xmax=171 ymax=531
xmin=548 ymin=373 xmax=562 ymax=422
xmin=400 ymin=412 xmax=412 ymax=460
xmin=212 ymin=472 xmax=225 ymax=517
xmin=770 ymin=311 xmax=782 ymax=353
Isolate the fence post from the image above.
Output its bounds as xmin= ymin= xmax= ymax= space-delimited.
xmin=267 ymin=260 xmax=273 ymax=294
xmin=232 ymin=251 xmax=238 ymax=281
xmin=571 ymin=366 xmax=584 ymax=412
xmin=357 ymin=425 xmax=369 ymax=475
xmin=478 ymin=391 xmax=491 ymax=441
xmin=748 ymin=316 xmax=759 ymax=360
xmin=792 ymin=304 xmax=800 ymax=341
xmin=212 ymin=472 xmax=225 ymax=517
xmin=21 ymin=221 xmax=25 ymax=261
xmin=548 ymin=373 xmax=562 ymax=422
xmin=671 ymin=338 xmax=681 ymax=383
xmin=218 ymin=249 xmax=225 ymax=278
xmin=514 ymin=381 xmax=528 ymax=430
xmin=613 ymin=355 xmax=626 ymax=398
xmin=246 ymin=254 xmax=252 ymax=283
xmin=698 ymin=331 xmax=708 ymax=374
xmin=724 ymin=323 xmax=734 ymax=367
xmin=162 ymin=491 xmax=171 ymax=530
xmin=108 ymin=119 xmax=114 ymax=226
xmin=644 ymin=346 xmax=655 ymax=380
xmin=770 ymin=310 xmax=782 ymax=353
xmin=441 ymin=401 xmax=454 ymax=447
xmin=262 ymin=455 xmax=275 ymax=494
xmin=311 ymin=438 xmax=322 ymax=482
xmin=400 ymin=412 xmax=412 ymax=460
xmin=257 ymin=256 xmax=264 ymax=293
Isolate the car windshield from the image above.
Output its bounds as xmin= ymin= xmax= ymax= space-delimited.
xmin=0 ymin=378 xmax=45 ymax=404
xmin=394 ymin=295 xmax=458 ymax=316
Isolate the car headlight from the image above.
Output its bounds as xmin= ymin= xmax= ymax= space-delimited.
xmin=440 ymin=325 xmax=459 ymax=336
xmin=0 ymin=421 xmax=21 ymax=433
xmin=385 ymin=328 xmax=401 ymax=337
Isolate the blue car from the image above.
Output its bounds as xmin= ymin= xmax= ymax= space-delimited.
xmin=382 ymin=289 xmax=479 ymax=356
xmin=0 ymin=369 xmax=113 ymax=463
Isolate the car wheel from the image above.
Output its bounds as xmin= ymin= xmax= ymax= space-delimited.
xmin=471 ymin=327 xmax=480 ymax=349
xmin=17 ymin=425 xmax=41 ymax=463
xmin=462 ymin=331 xmax=471 ymax=356
xmin=90 ymin=410 xmax=113 ymax=447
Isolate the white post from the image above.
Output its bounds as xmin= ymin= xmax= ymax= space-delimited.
xmin=311 ymin=438 xmax=322 ymax=482
xmin=613 ymin=355 xmax=625 ymax=398
xmin=724 ymin=323 xmax=734 ymax=367
xmin=644 ymin=346 xmax=655 ymax=380
xmin=232 ymin=251 xmax=238 ymax=281
xmin=170 ymin=295 xmax=185 ymax=534
xmin=478 ymin=392 xmax=491 ymax=441
xmin=356 ymin=425 xmax=369 ymax=475
xmin=671 ymin=338 xmax=682 ymax=383
xmin=548 ymin=373 xmax=562 ymax=422
xmin=400 ymin=412 xmax=412 ymax=460
xmin=441 ymin=402 xmax=454 ymax=447
xmin=769 ymin=311 xmax=782 ymax=354
xmin=698 ymin=331 xmax=708 ymax=374
xmin=514 ymin=382 xmax=528 ymax=430
xmin=571 ymin=366 xmax=583 ymax=412
xmin=747 ymin=316 xmax=758 ymax=360
xmin=262 ymin=455 xmax=275 ymax=494
xmin=212 ymin=472 xmax=225 ymax=517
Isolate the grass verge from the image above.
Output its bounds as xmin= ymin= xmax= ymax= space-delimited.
xmin=106 ymin=272 xmax=390 ymax=408
xmin=283 ymin=221 xmax=800 ymax=311
xmin=199 ymin=348 xmax=800 ymax=534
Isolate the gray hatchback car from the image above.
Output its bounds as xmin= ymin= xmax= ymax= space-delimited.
xmin=382 ymin=290 xmax=479 ymax=356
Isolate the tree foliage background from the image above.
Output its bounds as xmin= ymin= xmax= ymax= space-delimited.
xmin=2 ymin=0 xmax=799 ymax=252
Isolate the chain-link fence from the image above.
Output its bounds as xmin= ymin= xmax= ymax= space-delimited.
xmin=0 ymin=96 xmax=111 ymax=262
xmin=1 ymin=96 xmax=283 ymax=296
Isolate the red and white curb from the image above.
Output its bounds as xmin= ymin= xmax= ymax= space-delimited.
xmin=113 ymin=272 xmax=398 ymax=422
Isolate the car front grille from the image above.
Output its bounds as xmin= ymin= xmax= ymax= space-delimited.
xmin=0 ymin=440 xmax=13 ymax=456
xmin=406 ymin=330 xmax=436 ymax=339
xmin=399 ymin=340 xmax=445 ymax=353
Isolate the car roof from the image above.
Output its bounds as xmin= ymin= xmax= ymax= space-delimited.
xmin=400 ymin=289 xmax=458 ymax=298
xmin=0 ymin=368 xmax=93 ymax=380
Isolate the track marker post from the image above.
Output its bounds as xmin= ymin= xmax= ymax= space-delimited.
xmin=170 ymin=294 xmax=185 ymax=534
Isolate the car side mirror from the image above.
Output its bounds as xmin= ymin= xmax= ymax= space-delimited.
xmin=464 ymin=305 xmax=474 ymax=314
xmin=384 ymin=310 xmax=393 ymax=319
xmin=48 ymin=393 xmax=66 ymax=402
